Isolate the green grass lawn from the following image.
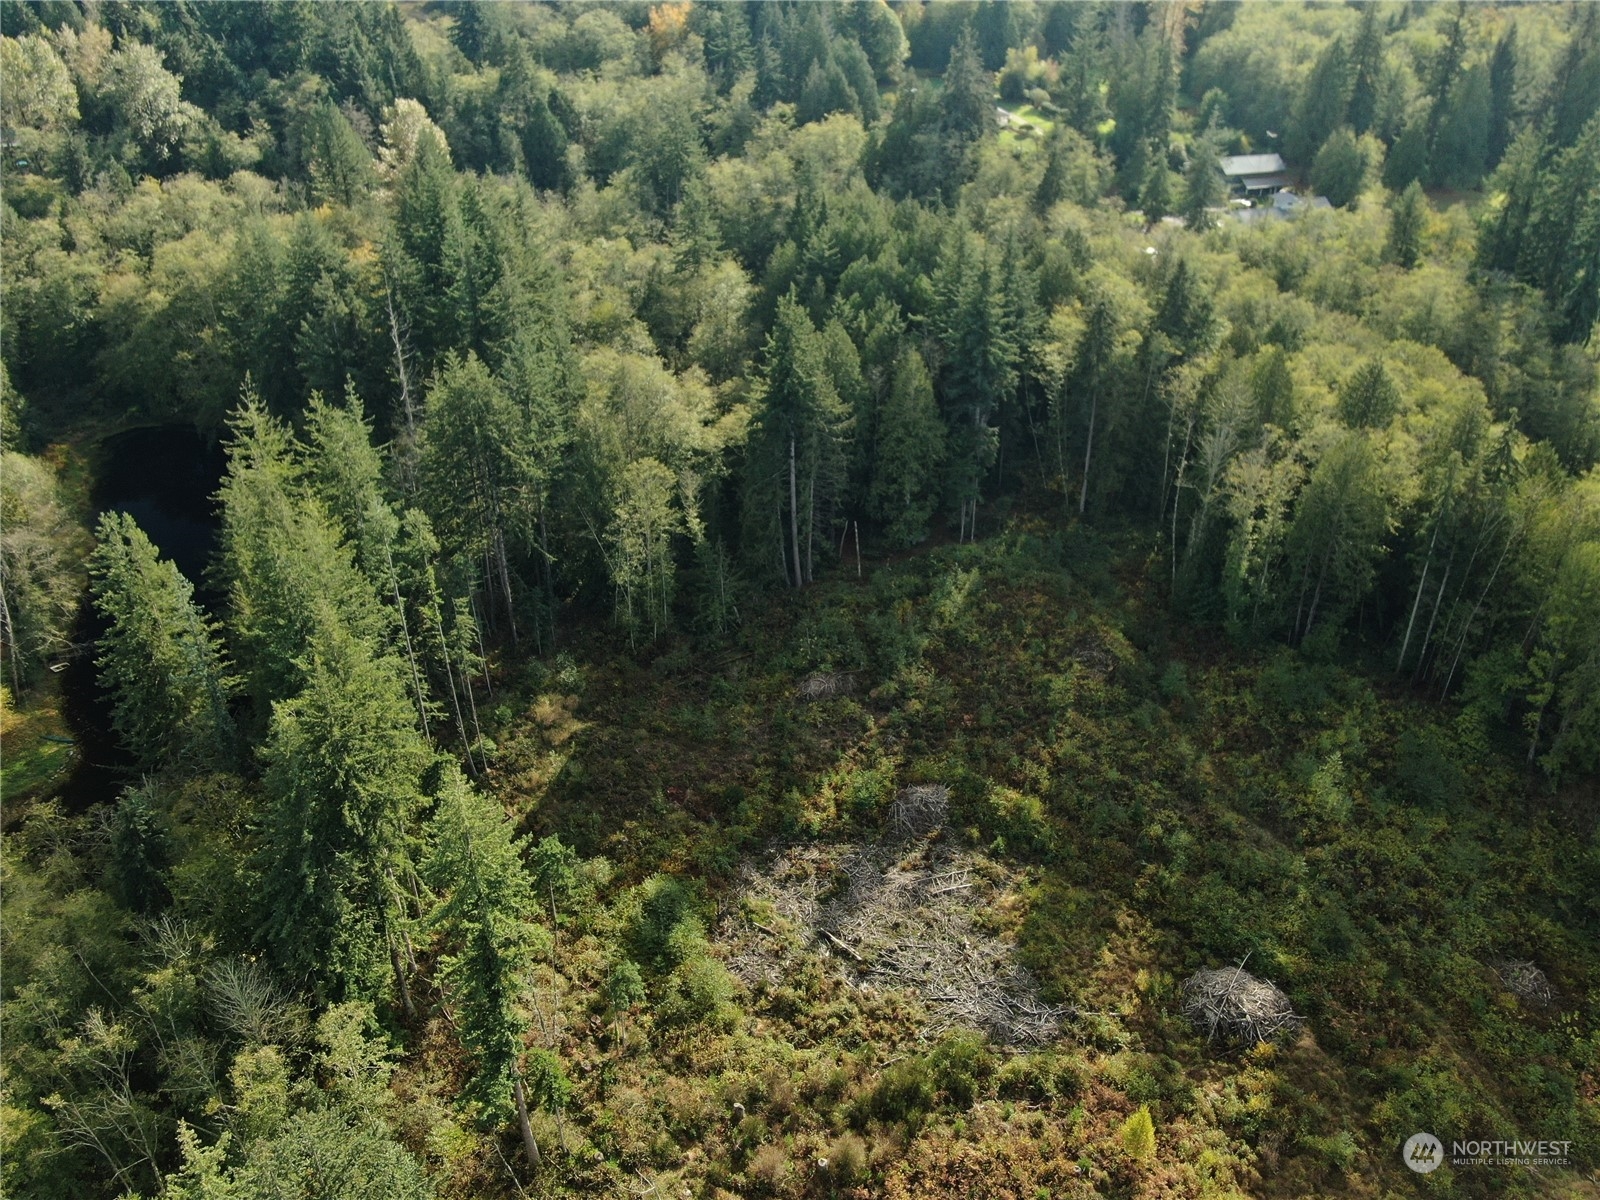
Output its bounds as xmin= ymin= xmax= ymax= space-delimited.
xmin=996 ymin=98 xmax=1056 ymax=153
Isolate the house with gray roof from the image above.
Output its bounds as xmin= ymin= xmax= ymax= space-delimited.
xmin=1220 ymin=152 xmax=1292 ymax=196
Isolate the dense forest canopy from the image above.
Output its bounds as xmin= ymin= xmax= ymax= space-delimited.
xmin=1 ymin=2 xmax=1598 ymax=1199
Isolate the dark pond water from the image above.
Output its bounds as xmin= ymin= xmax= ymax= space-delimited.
xmin=56 ymin=426 xmax=225 ymax=811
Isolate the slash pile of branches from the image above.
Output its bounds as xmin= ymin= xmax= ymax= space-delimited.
xmin=795 ymin=671 xmax=854 ymax=702
xmin=1491 ymin=959 xmax=1554 ymax=1007
xmin=889 ymin=784 xmax=949 ymax=840
xmin=1181 ymin=963 xmax=1303 ymax=1047
xmin=728 ymin=839 xmax=1066 ymax=1046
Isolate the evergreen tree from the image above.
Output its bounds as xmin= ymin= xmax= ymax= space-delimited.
xmin=214 ymin=391 xmax=384 ymax=716
xmin=1288 ymin=37 xmax=1353 ymax=164
xmin=836 ymin=40 xmax=881 ymax=124
xmin=1554 ymin=139 xmax=1600 ymax=345
xmin=745 ymin=294 xmax=847 ymax=586
xmin=797 ymin=57 xmax=857 ymax=125
xmin=301 ymin=389 xmax=436 ymax=731
xmin=1138 ymin=143 xmax=1173 ymax=223
xmin=1386 ymin=181 xmax=1428 ymax=269
xmin=106 ymin=780 xmax=174 ymax=916
xmin=934 ymin=236 xmax=1018 ymax=541
xmin=1249 ymin=345 xmax=1298 ymax=430
xmin=391 ymin=128 xmax=466 ymax=369
xmin=420 ymin=352 xmax=528 ymax=644
xmin=1180 ymin=138 xmax=1225 ymax=231
xmin=1346 ymin=4 xmax=1385 ymax=137
xmin=1545 ymin=6 xmax=1600 ymax=151
xmin=1285 ymin=431 xmax=1391 ymax=647
xmin=1153 ymin=258 xmax=1216 ymax=361
xmin=1034 ymin=127 xmax=1072 ymax=214
xmin=940 ymin=26 xmax=992 ymax=146
xmin=1430 ymin=63 xmax=1490 ymax=190
xmin=258 ymin=606 xmax=430 ymax=1004
xmin=1486 ymin=24 xmax=1518 ymax=169
xmin=868 ymin=348 xmax=946 ymax=547
xmin=424 ymin=763 xmax=550 ymax=1144
xmin=90 ymin=512 xmax=235 ymax=771
xmin=1382 ymin=117 xmax=1428 ymax=193
xmin=1424 ymin=2 xmax=1470 ymax=152
xmin=520 ymin=91 xmax=570 ymax=193
xmin=1071 ymin=290 xmax=1121 ymax=516
xmin=935 ymin=25 xmax=993 ymax=195
xmin=1337 ymin=359 xmax=1402 ymax=430
xmin=1107 ymin=27 xmax=1174 ymax=197
xmin=300 ymin=388 xmax=388 ymax=569
xmin=304 ymin=100 xmax=375 ymax=207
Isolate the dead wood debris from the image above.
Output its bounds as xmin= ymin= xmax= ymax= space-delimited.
xmin=890 ymin=784 xmax=949 ymax=840
xmin=1491 ymin=959 xmax=1553 ymax=1007
xmin=725 ymin=841 xmax=1066 ymax=1046
xmin=795 ymin=672 xmax=855 ymax=702
xmin=1181 ymin=964 xmax=1303 ymax=1047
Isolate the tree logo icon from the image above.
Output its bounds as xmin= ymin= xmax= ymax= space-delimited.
xmin=1403 ymin=1132 xmax=1443 ymax=1173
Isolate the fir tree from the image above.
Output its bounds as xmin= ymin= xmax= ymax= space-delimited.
xmin=868 ymin=348 xmax=946 ymax=547
xmin=214 ymin=390 xmax=384 ymax=717
xmin=1346 ymin=5 xmax=1385 ymax=137
xmin=1138 ymin=142 xmax=1174 ymax=223
xmin=1180 ymin=138 xmax=1225 ymax=231
xmin=424 ymin=762 xmax=549 ymax=1143
xmin=745 ymin=294 xmax=848 ymax=586
xmin=258 ymin=606 xmax=430 ymax=1004
xmin=1487 ymin=24 xmax=1518 ymax=169
xmin=1337 ymin=359 xmax=1402 ymax=430
xmin=1288 ymin=37 xmax=1353 ymax=164
xmin=90 ymin=511 xmax=235 ymax=771
xmin=1386 ymin=181 xmax=1428 ymax=270
xmin=1382 ymin=118 xmax=1428 ymax=193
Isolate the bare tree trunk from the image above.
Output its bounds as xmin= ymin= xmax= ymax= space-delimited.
xmin=433 ymin=605 xmax=478 ymax=776
xmin=388 ymin=563 xmax=430 ymax=736
xmin=539 ymin=505 xmax=556 ymax=650
xmin=1397 ymin=520 xmax=1439 ymax=672
xmin=514 ymin=1076 xmax=541 ymax=1168
xmin=806 ymin=474 xmax=815 ymax=583
xmin=385 ymin=284 xmax=419 ymax=496
xmin=1440 ymin=532 xmax=1514 ymax=698
xmin=469 ymin=592 xmax=493 ymax=697
xmin=1079 ymin=389 xmax=1098 ymax=516
xmin=0 ymin=574 xmax=22 ymax=697
xmin=788 ymin=436 xmax=803 ymax=589
xmin=494 ymin=527 xmax=518 ymax=646
xmin=1302 ymin=538 xmax=1337 ymax=643
xmin=389 ymin=930 xmax=415 ymax=1020
xmin=1169 ymin=418 xmax=1193 ymax=592
xmin=1411 ymin=559 xmax=1451 ymax=684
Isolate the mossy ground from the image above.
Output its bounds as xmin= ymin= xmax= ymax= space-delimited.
xmin=0 ymin=684 xmax=75 ymax=808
